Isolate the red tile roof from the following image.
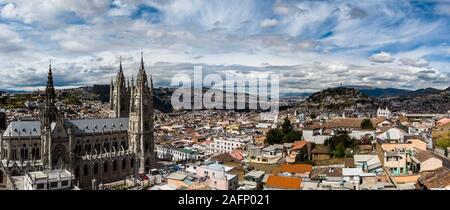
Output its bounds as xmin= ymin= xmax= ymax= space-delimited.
xmin=266 ymin=175 xmax=302 ymax=189
xmin=278 ymin=164 xmax=313 ymax=174
xmin=292 ymin=140 xmax=309 ymax=150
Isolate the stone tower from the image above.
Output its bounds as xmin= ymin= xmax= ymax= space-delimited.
xmin=40 ymin=62 xmax=60 ymax=169
xmin=109 ymin=58 xmax=130 ymax=118
xmin=128 ymin=53 xmax=154 ymax=174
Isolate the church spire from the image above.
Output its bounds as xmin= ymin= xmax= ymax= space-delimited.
xmin=46 ymin=60 xmax=56 ymax=104
xmin=42 ymin=60 xmax=59 ymax=130
xmin=137 ymin=52 xmax=147 ymax=87
xmin=109 ymin=56 xmax=130 ymax=118
xmin=119 ymin=56 xmax=123 ymax=74
xmin=140 ymin=51 xmax=144 ymax=71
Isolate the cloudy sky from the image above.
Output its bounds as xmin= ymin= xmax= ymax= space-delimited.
xmin=0 ymin=0 xmax=449 ymax=94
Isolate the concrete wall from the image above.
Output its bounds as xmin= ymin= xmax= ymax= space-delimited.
xmin=303 ymin=130 xmax=328 ymax=144
xmin=349 ymin=130 xmax=375 ymax=140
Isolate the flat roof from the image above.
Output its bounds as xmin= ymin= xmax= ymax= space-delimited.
xmin=245 ymin=170 xmax=265 ymax=178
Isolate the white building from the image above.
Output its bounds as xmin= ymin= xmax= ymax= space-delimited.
xmin=206 ymin=136 xmax=250 ymax=155
xmin=353 ymin=154 xmax=382 ymax=173
xmin=376 ymin=127 xmax=407 ymax=142
xmin=377 ymin=107 xmax=391 ymax=117
xmin=24 ymin=170 xmax=75 ymax=190
xmin=155 ymin=146 xmax=202 ymax=162
xmin=342 ymin=168 xmax=376 ymax=190
xmin=302 ymin=129 xmax=330 ymax=144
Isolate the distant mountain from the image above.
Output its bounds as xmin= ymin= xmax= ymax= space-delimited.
xmin=0 ymin=89 xmax=30 ymax=94
xmin=343 ymin=85 xmax=412 ymax=97
xmin=405 ymin=87 xmax=442 ymax=97
xmin=359 ymin=88 xmax=412 ymax=97
xmin=280 ymin=92 xmax=312 ymax=98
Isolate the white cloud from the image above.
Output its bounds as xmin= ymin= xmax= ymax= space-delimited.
xmin=399 ymin=58 xmax=429 ymax=68
xmin=0 ymin=0 xmax=449 ymax=92
xmin=0 ymin=2 xmax=17 ymax=19
xmin=0 ymin=0 xmax=111 ymax=26
xmin=260 ymin=18 xmax=278 ymax=28
xmin=0 ymin=23 xmax=31 ymax=53
xmin=368 ymin=52 xmax=394 ymax=63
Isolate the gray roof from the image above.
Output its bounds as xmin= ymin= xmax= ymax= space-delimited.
xmin=2 ymin=121 xmax=41 ymax=138
xmin=262 ymin=144 xmax=283 ymax=152
xmin=64 ymin=118 xmax=129 ymax=135
xmin=2 ymin=118 xmax=129 ymax=138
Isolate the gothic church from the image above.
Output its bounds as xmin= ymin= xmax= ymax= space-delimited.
xmin=0 ymin=54 xmax=155 ymax=188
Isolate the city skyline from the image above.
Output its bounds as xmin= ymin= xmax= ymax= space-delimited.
xmin=0 ymin=0 xmax=449 ymax=94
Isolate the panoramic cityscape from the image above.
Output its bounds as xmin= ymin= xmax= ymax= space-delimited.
xmin=0 ymin=0 xmax=450 ymax=192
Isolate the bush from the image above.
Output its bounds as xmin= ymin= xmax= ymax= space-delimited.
xmin=266 ymin=117 xmax=302 ymax=144
xmin=360 ymin=119 xmax=374 ymax=129
xmin=325 ymin=132 xmax=356 ymax=157
xmin=436 ymin=138 xmax=450 ymax=149
xmin=266 ymin=128 xmax=284 ymax=145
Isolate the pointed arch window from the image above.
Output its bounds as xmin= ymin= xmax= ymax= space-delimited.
xmin=94 ymin=163 xmax=98 ymax=175
xmin=83 ymin=165 xmax=88 ymax=176
xmin=122 ymin=159 xmax=126 ymax=170
xmin=104 ymin=162 xmax=108 ymax=173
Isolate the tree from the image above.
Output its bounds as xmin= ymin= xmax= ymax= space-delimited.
xmin=334 ymin=143 xmax=346 ymax=157
xmin=283 ymin=130 xmax=303 ymax=143
xmin=266 ymin=128 xmax=284 ymax=145
xmin=325 ymin=132 xmax=356 ymax=157
xmin=282 ymin=117 xmax=293 ymax=134
xmin=266 ymin=117 xmax=303 ymax=144
xmin=360 ymin=118 xmax=374 ymax=129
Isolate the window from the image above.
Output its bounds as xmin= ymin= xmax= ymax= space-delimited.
xmin=122 ymin=159 xmax=126 ymax=170
xmin=36 ymin=183 xmax=45 ymax=189
xmin=113 ymin=160 xmax=117 ymax=171
xmin=94 ymin=164 xmax=98 ymax=175
xmin=50 ymin=182 xmax=58 ymax=188
xmin=61 ymin=181 xmax=69 ymax=187
xmin=104 ymin=162 xmax=108 ymax=173
xmin=83 ymin=165 xmax=88 ymax=176
xmin=204 ymin=171 xmax=209 ymax=175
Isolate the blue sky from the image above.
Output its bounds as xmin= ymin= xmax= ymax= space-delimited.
xmin=0 ymin=0 xmax=449 ymax=94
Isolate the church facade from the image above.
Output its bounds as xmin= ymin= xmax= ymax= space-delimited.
xmin=0 ymin=55 xmax=155 ymax=189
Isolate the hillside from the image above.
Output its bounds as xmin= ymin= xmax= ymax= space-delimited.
xmin=297 ymin=86 xmax=450 ymax=114
xmin=300 ymin=87 xmax=375 ymax=111
xmin=377 ymin=87 xmax=450 ymax=113
xmin=359 ymin=88 xmax=412 ymax=97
